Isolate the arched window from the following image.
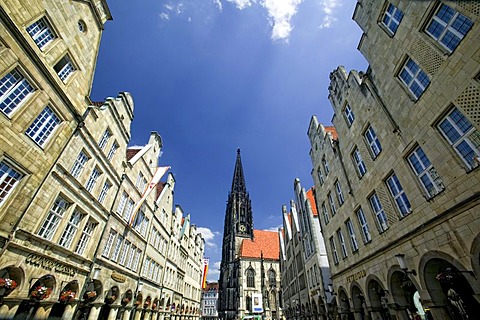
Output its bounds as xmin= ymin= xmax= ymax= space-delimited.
xmin=268 ymin=269 xmax=276 ymax=287
xmin=246 ymin=268 xmax=255 ymax=288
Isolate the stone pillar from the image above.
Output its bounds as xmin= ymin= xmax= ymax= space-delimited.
xmin=133 ymin=308 xmax=142 ymax=320
xmin=33 ymin=304 xmax=49 ymax=320
xmin=108 ymin=305 xmax=120 ymax=320
xmin=427 ymin=305 xmax=451 ymax=320
xmin=62 ymin=304 xmax=76 ymax=320
xmin=0 ymin=303 xmax=10 ymax=320
xmin=88 ymin=303 xmax=103 ymax=320
xmin=122 ymin=307 xmax=133 ymax=320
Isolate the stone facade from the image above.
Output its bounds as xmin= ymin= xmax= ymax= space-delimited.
xmin=0 ymin=1 xmax=205 ymax=320
xmin=201 ymin=282 xmax=219 ymax=320
xmin=279 ymin=179 xmax=333 ymax=320
xmin=308 ymin=1 xmax=480 ymax=320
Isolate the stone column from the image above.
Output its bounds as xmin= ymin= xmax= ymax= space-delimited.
xmin=62 ymin=304 xmax=76 ymax=320
xmin=108 ymin=305 xmax=120 ymax=320
xmin=87 ymin=303 xmax=103 ymax=320
xmin=122 ymin=307 xmax=133 ymax=320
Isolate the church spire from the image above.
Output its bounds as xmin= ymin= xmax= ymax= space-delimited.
xmin=231 ymin=148 xmax=246 ymax=193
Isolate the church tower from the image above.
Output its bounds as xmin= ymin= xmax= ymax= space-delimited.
xmin=219 ymin=148 xmax=254 ymax=319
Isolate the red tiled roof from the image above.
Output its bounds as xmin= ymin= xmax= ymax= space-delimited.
xmin=126 ymin=148 xmax=141 ymax=161
xmin=91 ymin=101 xmax=105 ymax=107
xmin=203 ymin=282 xmax=219 ymax=292
xmin=239 ymin=229 xmax=279 ymax=260
xmin=324 ymin=126 xmax=338 ymax=140
xmin=306 ymin=187 xmax=318 ymax=217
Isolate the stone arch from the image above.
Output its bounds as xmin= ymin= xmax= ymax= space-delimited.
xmin=469 ymin=232 xmax=480 ymax=281
xmin=152 ymin=298 xmax=158 ymax=310
xmin=387 ymin=264 xmax=424 ymax=319
xmin=144 ymin=296 xmax=152 ymax=309
xmin=13 ymin=274 xmax=56 ymax=319
xmin=419 ymin=251 xmax=480 ymax=319
xmin=366 ymin=276 xmax=391 ymax=320
xmin=337 ymin=286 xmax=351 ymax=316
xmin=0 ymin=265 xmax=23 ymax=298
xmin=121 ymin=289 xmax=133 ymax=306
xmin=350 ymin=282 xmax=366 ymax=318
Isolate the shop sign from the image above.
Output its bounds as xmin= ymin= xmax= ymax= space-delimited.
xmin=111 ymin=272 xmax=126 ymax=283
xmin=252 ymin=293 xmax=263 ymax=313
xmin=347 ymin=270 xmax=366 ymax=283
xmin=25 ymin=253 xmax=76 ymax=276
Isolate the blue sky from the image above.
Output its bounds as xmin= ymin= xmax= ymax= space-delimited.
xmin=91 ymin=0 xmax=367 ymax=281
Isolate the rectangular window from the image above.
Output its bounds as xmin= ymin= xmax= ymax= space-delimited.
xmin=111 ymin=235 xmax=124 ymax=262
xmin=143 ymin=257 xmax=150 ymax=276
xmin=133 ymin=249 xmax=142 ymax=272
xmin=407 ymin=146 xmax=444 ymax=197
xmin=38 ymin=197 xmax=69 ymax=240
xmin=117 ymin=192 xmax=128 ymax=215
xmin=107 ymin=142 xmax=118 ymax=161
xmin=124 ymin=199 xmax=134 ymax=222
xmin=102 ymin=229 xmax=116 ymax=258
xmin=386 ymin=173 xmax=412 ymax=217
xmin=399 ymin=58 xmax=430 ymax=99
xmin=54 ymin=55 xmax=75 ymax=82
xmin=119 ymin=240 xmax=130 ymax=266
xmin=335 ymin=180 xmax=345 ymax=205
xmin=352 ymin=147 xmax=367 ymax=177
xmin=344 ymin=104 xmax=355 ymax=126
xmin=426 ymin=3 xmax=472 ymax=53
xmin=85 ymin=167 xmax=100 ymax=192
xmin=75 ymin=220 xmax=95 ymax=255
xmin=328 ymin=192 xmax=336 ymax=215
xmin=26 ymin=17 xmax=56 ymax=49
xmin=141 ymin=216 xmax=149 ymax=236
xmin=322 ymin=158 xmax=329 ymax=175
xmin=369 ymin=192 xmax=389 ymax=232
xmin=321 ymin=202 xmax=329 ymax=224
xmin=356 ymin=207 xmax=371 ymax=243
xmin=0 ymin=69 xmax=34 ymax=116
xmin=329 ymin=237 xmax=339 ymax=264
xmin=438 ymin=107 xmax=480 ymax=170
xmin=25 ymin=106 xmax=60 ymax=147
xmin=337 ymin=229 xmax=348 ymax=258
xmin=126 ymin=245 xmax=136 ymax=269
xmin=317 ymin=168 xmax=324 ymax=186
xmin=98 ymin=181 xmax=111 ymax=204
xmin=70 ymin=151 xmax=88 ymax=178
xmin=364 ymin=125 xmax=382 ymax=158
xmin=98 ymin=129 xmax=111 ymax=150
xmin=58 ymin=211 xmax=83 ymax=249
xmin=0 ymin=161 xmax=23 ymax=205
xmin=382 ymin=3 xmax=404 ymax=34
xmin=345 ymin=219 xmax=359 ymax=252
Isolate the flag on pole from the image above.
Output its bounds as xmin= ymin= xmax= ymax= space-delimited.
xmin=201 ymin=258 xmax=209 ymax=289
xmin=129 ymin=166 xmax=170 ymax=226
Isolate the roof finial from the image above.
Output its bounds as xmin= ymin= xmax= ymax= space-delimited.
xmin=237 ymin=148 xmax=240 ymax=154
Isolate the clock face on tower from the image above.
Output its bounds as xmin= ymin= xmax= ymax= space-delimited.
xmin=239 ymin=225 xmax=246 ymax=233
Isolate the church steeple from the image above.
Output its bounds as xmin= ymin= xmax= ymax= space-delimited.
xmin=231 ymin=148 xmax=246 ymax=193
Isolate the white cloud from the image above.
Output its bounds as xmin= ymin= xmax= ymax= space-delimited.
xmin=207 ymin=261 xmax=221 ymax=281
xmin=261 ymin=0 xmax=303 ymax=41
xmin=160 ymin=12 xmax=170 ymax=20
xmin=213 ymin=0 xmax=223 ymax=11
xmin=197 ymin=227 xmax=219 ymax=248
xmin=226 ymin=0 xmax=255 ymax=10
xmin=319 ymin=0 xmax=341 ymax=29
xmin=263 ymin=225 xmax=282 ymax=232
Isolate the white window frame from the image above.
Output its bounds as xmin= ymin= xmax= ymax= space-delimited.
xmin=54 ymin=55 xmax=76 ymax=82
xmin=337 ymin=229 xmax=348 ymax=258
xmin=407 ymin=146 xmax=444 ymax=197
xmin=398 ymin=58 xmax=430 ymax=100
xmin=321 ymin=202 xmax=329 ymax=224
xmin=329 ymin=237 xmax=339 ymax=264
xmin=317 ymin=168 xmax=324 ymax=185
xmin=381 ymin=3 xmax=404 ymax=35
xmin=119 ymin=240 xmax=131 ymax=266
xmin=322 ymin=157 xmax=329 ymax=175
xmin=352 ymin=147 xmax=367 ymax=177
xmin=425 ymin=3 xmax=473 ymax=53
xmin=343 ymin=104 xmax=355 ymax=126
xmin=0 ymin=160 xmax=23 ymax=205
xmin=38 ymin=197 xmax=69 ymax=240
xmin=111 ymin=235 xmax=124 ymax=262
xmin=107 ymin=142 xmax=118 ymax=160
xmin=25 ymin=105 xmax=61 ymax=147
xmin=356 ymin=207 xmax=371 ymax=243
xmin=75 ymin=220 xmax=95 ymax=255
xmin=98 ymin=129 xmax=111 ymax=150
xmin=335 ymin=180 xmax=345 ymax=205
xmin=345 ymin=219 xmax=359 ymax=252
xmin=71 ymin=151 xmax=88 ymax=178
xmin=102 ymin=229 xmax=116 ymax=258
xmin=58 ymin=211 xmax=83 ymax=249
xmin=98 ymin=181 xmax=111 ymax=204
xmin=26 ymin=17 xmax=56 ymax=49
xmin=0 ymin=68 xmax=35 ymax=116
xmin=328 ymin=192 xmax=336 ymax=215
xmin=364 ymin=125 xmax=382 ymax=158
xmin=438 ymin=107 xmax=480 ymax=170
xmin=369 ymin=192 xmax=389 ymax=232
xmin=386 ymin=173 xmax=412 ymax=217
xmin=85 ymin=167 xmax=101 ymax=192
